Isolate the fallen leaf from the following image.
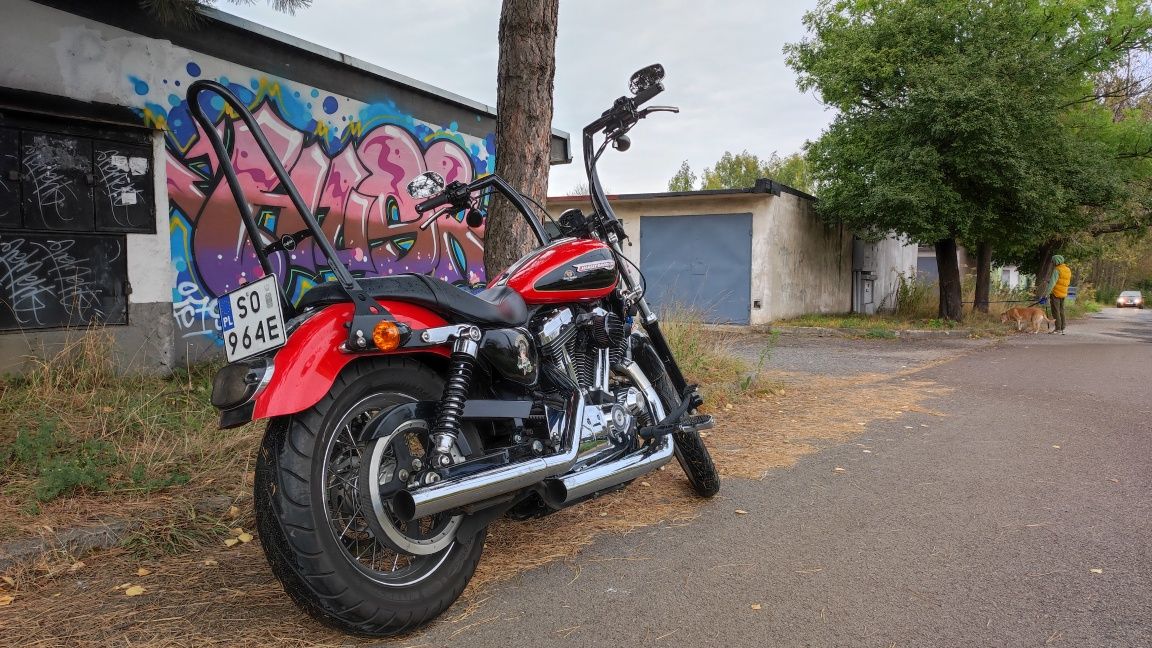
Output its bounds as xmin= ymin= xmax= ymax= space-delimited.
xmin=0 ymin=595 xmax=13 ymax=606
xmin=724 ymin=404 xmax=733 ymax=411
xmin=599 ymin=512 xmax=608 ymax=517
xmin=224 ymin=538 xmax=239 ymax=547
xmin=124 ymin=585 xmax=145 ymax=597
xmin=99 ymin=406 xmax=113 ymax=413
xmin=229 ymin=527 xmax=245 ymax=536
xmin=136 ymin=568 xmax=151 ymax=577
xmin=68 ymin=561 xmax=85 ymax=572
xmin=751 ymin=604 xmax=762 ymax=610
xmin=640 ymin=481 xmax=651 ymax=487
xmin=115 ymin=583 xmax=130 ymax=590
xmin=226 ymin=505 xmax=240 ymax=518
xmin=1051 ymin=445 xmax=1061 ymax=449
xmin=237 ymin=532 xmax=253 ymax=543
xmin=1 ymin=576 xmax=15 ymax=587
xmin=1089 ymin=568 xmax=1103 ymax=574
xmin=203 ymin=559 xmax=218 ymax=566
xmin=734 ymin=509 xmax=748 ymax=515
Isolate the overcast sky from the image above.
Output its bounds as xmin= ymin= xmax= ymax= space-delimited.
xmin=222 ymin=0 xmax=834 ymax=195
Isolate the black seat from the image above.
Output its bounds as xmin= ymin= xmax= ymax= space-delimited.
xmin=296 ymin=274 xmax=528 ymax=327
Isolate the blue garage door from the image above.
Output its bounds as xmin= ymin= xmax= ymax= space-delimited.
xmin=640 ymin=213 xmax=752 ymax=324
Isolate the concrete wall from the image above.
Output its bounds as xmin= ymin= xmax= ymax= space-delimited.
xmin=756 ymin=192 xmax=852 ymax=323
xmin=0 ymin=0 xmax=522 ymax=369
xmin=548 ymin=191 xmax=854 ymax=325
xmin=868 ymin=236 xmax=918 ymax=311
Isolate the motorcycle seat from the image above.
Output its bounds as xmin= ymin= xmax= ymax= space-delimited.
xmin=296 ymin=274 xmax=528 ymax=327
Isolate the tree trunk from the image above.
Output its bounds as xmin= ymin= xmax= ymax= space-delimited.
xmin=936 ymin=237 xmax=964 ymax=321
xmin=1034 ymin=239 xmax=1058 ymax=300
xmin=484 ymin=0 xmax=559 ymax=278
xmin=973 ymin=241 xmax=992 ymax=313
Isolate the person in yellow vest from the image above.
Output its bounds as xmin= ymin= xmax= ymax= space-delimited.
xmin=1043 ymin=255 xmax=1072 ymax=335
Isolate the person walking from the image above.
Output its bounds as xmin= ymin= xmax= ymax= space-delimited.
xmin=1044 ymin=255 xmax=1072 ymax=335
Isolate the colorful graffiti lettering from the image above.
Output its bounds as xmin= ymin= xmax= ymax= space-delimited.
xmin=131 ymin=64 xmax=493 ymax=343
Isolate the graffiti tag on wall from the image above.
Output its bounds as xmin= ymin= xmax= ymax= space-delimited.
xmin=130 ymin=63 xmax=494 ymax=344
xmin=0 ymin=233 xmax=127 ymax=330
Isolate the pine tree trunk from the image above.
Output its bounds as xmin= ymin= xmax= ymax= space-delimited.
xmin=973 ymin=241 xmax=992 ymax=313
xmin=484 ymin=0 xmax=559 ymax=278
xmin=936 ymin=237 xmax=964 ymax=321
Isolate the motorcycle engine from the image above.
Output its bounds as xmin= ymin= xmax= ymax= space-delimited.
xmin=534 ymin=307 xmax=649 ymax=463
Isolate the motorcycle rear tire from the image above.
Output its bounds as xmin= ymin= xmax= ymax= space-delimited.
xmin=254 ymin=356 xmax=485 ymax=636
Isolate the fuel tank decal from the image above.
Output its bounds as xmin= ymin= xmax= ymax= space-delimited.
xmin=534 ymin=248 xmax=618 ymax=292
xmin=499 ymin=238 xmax=619 ymax=303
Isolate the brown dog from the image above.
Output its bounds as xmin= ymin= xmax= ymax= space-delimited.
xmin=1000 ymin=306 xmax=1055 ymax=333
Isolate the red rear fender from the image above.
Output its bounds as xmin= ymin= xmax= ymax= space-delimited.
xmin=250 ymin=301 xmax=449 ymax=420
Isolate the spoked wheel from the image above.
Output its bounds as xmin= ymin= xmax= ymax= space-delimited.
xmin=255 ymin=357 xmax=486 ymax=636
xmin=324 ymin=398 xmax=458 ymax=576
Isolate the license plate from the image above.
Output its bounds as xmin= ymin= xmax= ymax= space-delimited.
xmin=218 ymin=274 xmax=287 ymax=362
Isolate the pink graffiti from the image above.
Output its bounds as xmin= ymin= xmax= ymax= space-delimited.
xmin=170 ymin=102 xmax=485 ymax=299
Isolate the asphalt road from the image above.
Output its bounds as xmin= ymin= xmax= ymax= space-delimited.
xmin=416 ymin=308 xmax=1152 ymax=648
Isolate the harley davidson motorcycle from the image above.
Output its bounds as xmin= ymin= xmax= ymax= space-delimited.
xmin=192 ymin=64 xmax=718 ymax=636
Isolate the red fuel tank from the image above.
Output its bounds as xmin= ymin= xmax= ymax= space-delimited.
xmin=493 ymin=238 xmax=619 ymax=305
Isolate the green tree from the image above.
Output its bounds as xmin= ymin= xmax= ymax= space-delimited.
xmin=700 ymin=150 xmax=771 ymax=190
xmin=771 ymin=152 xmax=814 ymax=194
xmin=668 ymin=160 xmax=697 ymax=191
xmin=695 ymin=150 xmax=814 ymax=192
xmin=786 ymin=0 xmax=1152 ymax=320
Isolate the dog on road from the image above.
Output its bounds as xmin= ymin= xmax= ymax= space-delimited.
xmin=1000 ymin=306 xmax=1056 ymax=333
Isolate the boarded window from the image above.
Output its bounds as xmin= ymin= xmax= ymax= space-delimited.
xmin=0 ymin=111 xmax=153 ymax=330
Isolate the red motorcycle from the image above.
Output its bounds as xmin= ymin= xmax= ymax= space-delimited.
xmin=191 ymin=64 xmax=718 ymax=636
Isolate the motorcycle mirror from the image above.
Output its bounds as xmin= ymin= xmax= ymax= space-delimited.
xmin=629 ymin=64 xmax=665 ymax=95
xmin=406 ymin=172 xmax=446 ymax=199
xmin=613 ymin=135 xmax=631 ymax=152
xmin=465 ymin=208 xmax=485 ymax=228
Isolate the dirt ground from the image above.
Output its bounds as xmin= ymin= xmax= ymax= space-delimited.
xmin=0 ymin=334 xmax=975 ymax=647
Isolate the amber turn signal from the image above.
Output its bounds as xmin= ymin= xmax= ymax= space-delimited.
xmin=372 ymin=321 xmax=401 ymax=351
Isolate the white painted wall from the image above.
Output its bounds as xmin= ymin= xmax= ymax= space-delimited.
xmin=870 ymin=235 xmax=918 ymax=311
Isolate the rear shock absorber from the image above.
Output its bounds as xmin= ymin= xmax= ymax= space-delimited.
xmin=431 ymin=326 xmax=482 ymax=467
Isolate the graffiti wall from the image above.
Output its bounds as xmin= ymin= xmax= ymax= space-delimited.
xmin=130 ymin=61 xmax=494 ymax=347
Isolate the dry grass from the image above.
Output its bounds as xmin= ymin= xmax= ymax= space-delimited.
xmin=0 ymin=350 xmax=954 ymax=646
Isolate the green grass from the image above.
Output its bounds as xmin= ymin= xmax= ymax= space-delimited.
xmin=0 ymin=331 xmax=248 ymax=529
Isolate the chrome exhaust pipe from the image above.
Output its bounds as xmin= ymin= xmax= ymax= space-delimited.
xmin=543 ymin=435 xmax=676 ymax=506
xmin=392 ymin=391 xmax=584 ymax=522
xmin=542 ymin=358 xmax=676 ymax=507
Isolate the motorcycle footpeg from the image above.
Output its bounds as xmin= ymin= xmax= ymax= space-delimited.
xmin=677 ymin=414 xmax=714 ymax=434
